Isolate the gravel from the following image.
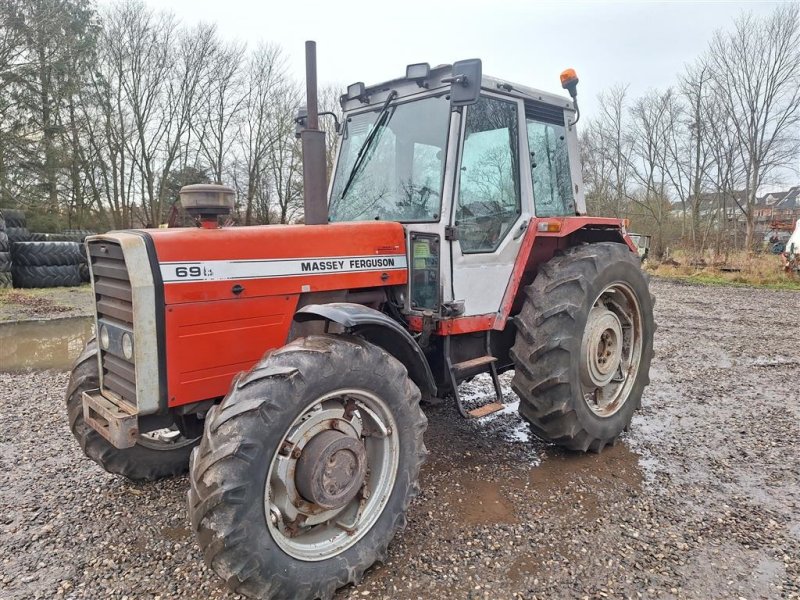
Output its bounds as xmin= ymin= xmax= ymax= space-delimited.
xmin=1 ymin=278 xmax=798 ymax=599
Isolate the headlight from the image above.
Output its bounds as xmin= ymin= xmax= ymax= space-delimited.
xmin=122 ymin=332 xmax=134 ymax=360
xmin=99 ymin=325 xmax=110 ymax=350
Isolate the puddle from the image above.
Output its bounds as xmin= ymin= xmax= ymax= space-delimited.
xmin=507 ymin=552 xmax=542 ymax=582
xmin=161 ymin=526 xmax=190 ymax=541
xmin=0 ymin=317 xmax=94 ymax=372
xmin=456 ymin=479 xmax=519 ymax=525
xmin=530 ymin=442 xmax=644 ymax=493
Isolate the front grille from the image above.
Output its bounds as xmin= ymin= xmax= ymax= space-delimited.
xmin=88 ymin=240 xmax=136 ymax=407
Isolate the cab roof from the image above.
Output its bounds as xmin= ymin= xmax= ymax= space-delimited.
xmin=340 ymin=62 xmax=575 ymax=114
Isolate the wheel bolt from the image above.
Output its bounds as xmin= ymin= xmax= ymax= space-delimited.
xmin=292 ymin=448 xmax=302 ymax=459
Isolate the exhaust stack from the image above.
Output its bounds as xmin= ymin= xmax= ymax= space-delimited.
xmin=300 ymin=41 xmax=328 ymax=225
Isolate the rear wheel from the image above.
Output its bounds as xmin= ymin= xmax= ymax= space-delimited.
xmin=66 ymin=340 xmax=200 ymax=480
xmin=511 ymin=242 xmax=655 ymax=452
xmin=189 ymin=334 xmax=427 ymax=600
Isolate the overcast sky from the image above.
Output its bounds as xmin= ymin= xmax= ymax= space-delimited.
xmin=127 ymin=0 xmax=785 ymax=115
xmin=101 ymin=0 xmax=797 ymax=185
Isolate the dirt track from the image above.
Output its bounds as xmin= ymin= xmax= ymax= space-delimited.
xmin=0 ymin=278 xmax=798 ymax=599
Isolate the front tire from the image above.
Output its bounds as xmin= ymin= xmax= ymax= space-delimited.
xmin=510 ymin=242 xmax=655 ymax=452
xmin=66 ymin=340 xmax=200 ymax=480
xmin=188 ymin=334 xmax=427 ymax=600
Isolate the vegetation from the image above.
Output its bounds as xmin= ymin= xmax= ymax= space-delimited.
xmin=646 ymin=251 xmax=800 ymax=291
xmin=0 ymin=1 xmax=797 ymax=262
xmin=582 ymin=4 xmax=800 ymax=257
xmin=0 ymin=0 xmax=340 ymax=231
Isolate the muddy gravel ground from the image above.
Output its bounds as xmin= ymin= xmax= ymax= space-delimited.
xmin=1 ymin=279 xmax=798 ymax=600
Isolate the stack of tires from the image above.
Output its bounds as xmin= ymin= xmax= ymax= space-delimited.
xmin=11 ymin=241 xmax=84 ymax=288
xmin=0 ymin=208 xmax=92 ymax=288
xmin=0 ymin=211 xmax=11 ymax=288
xmin=4 ymin=209 xmax=31 ymax=245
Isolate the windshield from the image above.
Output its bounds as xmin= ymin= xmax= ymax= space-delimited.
xmin=329 ymin=94 xmax=451 ymax=222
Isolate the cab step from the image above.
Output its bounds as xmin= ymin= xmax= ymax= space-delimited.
xmin=452 ymin=355 xmax=497 ymax=376
xmin=467 ymin=402 xmax=505 ymax=418
xmin=444 ymin=332 xmax=505 ymax=419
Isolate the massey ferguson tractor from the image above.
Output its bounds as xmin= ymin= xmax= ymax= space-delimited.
xmin=66 ymin=42 xmax=655 ymax=599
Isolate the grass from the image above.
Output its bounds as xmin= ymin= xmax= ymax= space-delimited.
xmin=0 ymin=285 xmax=94 ymax=321
xmin=647 ymin=250 xmax=800 ymax=291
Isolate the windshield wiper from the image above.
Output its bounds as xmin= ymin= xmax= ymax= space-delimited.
xmin=338 ymin=90 xmax=398 ymax=200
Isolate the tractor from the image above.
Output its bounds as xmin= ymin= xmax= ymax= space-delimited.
xmin=66 ymin=42 xmax=655 ymax=600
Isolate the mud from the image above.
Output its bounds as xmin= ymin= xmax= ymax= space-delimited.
xmin=0 ymin=278 xmax=798 ymax=599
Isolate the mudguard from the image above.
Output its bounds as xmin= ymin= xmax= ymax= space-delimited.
xmin=295 ymin=303 xmax=436 ymax=397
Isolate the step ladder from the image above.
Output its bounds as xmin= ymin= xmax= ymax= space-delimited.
xmin=444 ymin=331 xmax=505 ymax=418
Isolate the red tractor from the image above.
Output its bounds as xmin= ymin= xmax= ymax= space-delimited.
xmin=67 ymin=44 xmax=654 ymax=599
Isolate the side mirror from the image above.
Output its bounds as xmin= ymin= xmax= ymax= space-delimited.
xmin=445 ymin=58 xmax=482 ymax=107
xmin=294 ymin=106 xmax=308 ymax=139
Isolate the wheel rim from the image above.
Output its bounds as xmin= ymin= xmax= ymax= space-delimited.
xmin=265 ymin=388 xmax=399 ymax=561
xmin=137 ymin=427 xmax=199 ymax=450
xmin=579 ymin=282 xmax=643 ymax=418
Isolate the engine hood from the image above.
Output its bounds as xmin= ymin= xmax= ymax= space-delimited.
xmin=140 ymin=221 xmax=408 ymax=304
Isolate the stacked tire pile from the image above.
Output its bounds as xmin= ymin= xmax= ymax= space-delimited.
xmin=4 ymin=208 xmax=31 ymax=245
xmin=0 ymin=211 xmax=11 ymax=288
xmin=0 ymin=209 xmax=90 ymax=288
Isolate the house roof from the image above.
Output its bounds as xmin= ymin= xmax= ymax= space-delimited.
xmin=756 ymin=186 xmax=799 ymax=207
xmin=775 ymin=186 xmax=800 ymax=209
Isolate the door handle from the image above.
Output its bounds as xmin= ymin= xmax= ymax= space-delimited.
xmin=513 ymin=220 xmax=528 ymax=240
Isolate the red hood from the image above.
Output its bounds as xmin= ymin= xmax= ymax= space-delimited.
xmin=139 ymin=221 xmax=408 ymax=304
xmin=146 ymin=221 xmax=406 ymax=262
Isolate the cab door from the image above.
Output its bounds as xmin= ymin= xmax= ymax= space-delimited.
xmin=449 ymin=93 xmax=533 ymax=316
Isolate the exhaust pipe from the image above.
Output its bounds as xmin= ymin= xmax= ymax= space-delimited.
xmin=300 ymin=41 xmax=328 ymax=225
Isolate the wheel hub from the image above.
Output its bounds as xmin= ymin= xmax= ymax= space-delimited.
xmin=295 ymin=429 xmax=367 ymax=510
xmin=581 ymin=306 xmax=623 ymax=388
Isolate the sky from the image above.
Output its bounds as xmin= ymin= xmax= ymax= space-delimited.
xmin=100 ymin=0 xmax=797 ymax=186
xmin=125 ymin=0 xmax=785 ymax=117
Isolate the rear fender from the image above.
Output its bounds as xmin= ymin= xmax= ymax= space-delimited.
xmin=294 ymin=303 xmax=436 ymax=398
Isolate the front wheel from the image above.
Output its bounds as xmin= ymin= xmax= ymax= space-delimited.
xmin=510 ymin=242 xmax=655 ymax=452
xmin=66 ymin=340 xmax=200 ymax=480
xmin=189 ymin=334 xmax=427 ymax=600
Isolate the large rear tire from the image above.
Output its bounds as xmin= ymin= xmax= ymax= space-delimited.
xmin=189 ymin=334 xmax=427 ymax=600
xmin=66 ymin=340 xmax=200 ymax=480
xmin=510 ymin=242 xmax=655 ymax=452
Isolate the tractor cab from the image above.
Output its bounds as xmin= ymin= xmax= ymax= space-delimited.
xmin=328 ymin=60 xmax=586 ymax=319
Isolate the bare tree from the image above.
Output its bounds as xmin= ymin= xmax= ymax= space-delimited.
xmin=626 ymin=89 xmax=675 ymax=256
xmin=706 ymin=4 xmax=800 ymax=251
xmin=261 ymin=80 xmax=304 ymax=224
xmin=662 ymin=62 xmax=717 ymax=252
xmin=193 ymin=36 xmax=246 ymax=184
xmin=596 ymin=85 xmax=632 ymax=218
xmin=236 ymin=42 xmax=287 ymax=225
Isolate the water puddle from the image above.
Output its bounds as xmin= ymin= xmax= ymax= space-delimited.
xmin=533 ymin=442 xmax=643 ymax=487
xmin=0 ymin=317 xmax=94 ymax=372
xmin=457 ymin=479 xmax=519 ymax=525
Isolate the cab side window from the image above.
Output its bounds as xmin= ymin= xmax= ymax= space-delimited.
xmin=456 ymin=96 xmax=521 ymax=253
xmin=526 ymin=102 xmax=575 ymax=217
